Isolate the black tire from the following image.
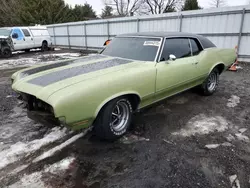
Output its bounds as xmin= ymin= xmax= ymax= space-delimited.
xmin=41 ymin=41 xmax=48 ymax=51
xmin=25 ymin=49 xmax=30 ymax=53
xmin=200 ymin=68 xmax=219 ymax=96
xmin=2 ymin=48 xmax=12 ymax=58
xmin=94 ymin=97 xmax=133 ymax=141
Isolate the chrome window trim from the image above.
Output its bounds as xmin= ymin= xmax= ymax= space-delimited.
xmin=157 ymin=36 xmax=205 ymax=62
xmin=114 ymin=35 xmax=163 ymax=62
xmin=109 ymin=35 xmax=206 ymax=62
xmin=188 ymin=38 xmax=193 ymax=56
xmin=155 ymin=37 xmax=163 ymax=62
xmin=189 ymin=37 xmax=205 ymax=55
xmin=195 ymin=37 xmax=205 ymax=50
xmin=157 ymin=37 xmax=166 ymax=62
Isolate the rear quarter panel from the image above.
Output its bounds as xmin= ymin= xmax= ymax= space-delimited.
xmin=215 ymin=48 xmax=237 ymax=67
xmin=197 ymin=48 xmax=236 ymax=77
xmin=30 ymin=29 xmax=52 ymax=48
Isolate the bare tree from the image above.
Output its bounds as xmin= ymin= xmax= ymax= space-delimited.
xmin=210 ymin=0 xmax=227 ymax=8
xmin=144 ymin=0 xmax=180 ymax=14
xmin=104 ymin=0 xmax=144 ymax=16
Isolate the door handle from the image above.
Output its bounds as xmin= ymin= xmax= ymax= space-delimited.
xmin=31 ymin=38 xmax=33 ymax=40
xmin=193 ymin=62 xmax=199 ymax=65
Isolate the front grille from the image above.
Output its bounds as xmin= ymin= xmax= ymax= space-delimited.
xmin=18 ymin=93 xmax=60 ymax=126
xmin=20 ymin=93 xmax=54 ymax=114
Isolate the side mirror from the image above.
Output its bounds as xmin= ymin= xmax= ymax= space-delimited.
xmin=12 ymin=33 xmax=18 ymax=39
xmin=169 ymin=54 xmax=176 ymax=61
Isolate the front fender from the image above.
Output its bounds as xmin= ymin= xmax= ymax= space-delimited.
xmin=48 ymin=62 xmax=156 ymax=128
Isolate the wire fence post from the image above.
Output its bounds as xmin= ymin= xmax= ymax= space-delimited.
xmin=84 ymin=23 xmax=88 ymax=50
xmin=137 ymin=18 xmax=140 ymax=32
xmin=237 ymin=8 xmax=246 ymax=58
xmin=107 ymin=21 xmax=110 ymax=39
xmin=52 ymin=26 xmax=56 ymax=46
xmin=179 ymin=14 xmax=183 ymax=32
xmin=66 ymin=25 xmax=71 ymax=49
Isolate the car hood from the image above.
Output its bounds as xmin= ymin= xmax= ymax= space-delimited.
xmin=12 ymin=54 xmax=142 ymax=102
xmin=0 ymin=36 xmax=8 ymax=40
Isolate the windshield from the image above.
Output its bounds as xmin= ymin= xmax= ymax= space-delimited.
xmin=0 ymin=29 xmax=10 ymax=36
xmin=101 ymin=37 xmax=161 ymax=61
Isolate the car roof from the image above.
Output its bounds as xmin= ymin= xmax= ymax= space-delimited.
xmin=118 ymin=32 xmax=201 ymax=38
xmin=117 ymin=32 xmax=217 ymax=49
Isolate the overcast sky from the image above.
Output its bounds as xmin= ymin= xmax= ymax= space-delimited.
xmin=64 ymin=0 xmax=249 ymax=15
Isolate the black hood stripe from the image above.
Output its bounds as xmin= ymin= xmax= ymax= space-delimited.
xmin=20 ymin=54 xmax=106 ymax=78
xmin=28 ymin=58 xmax=133 ymax=87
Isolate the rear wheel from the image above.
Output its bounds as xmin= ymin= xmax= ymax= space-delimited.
xmin=41 ymin=41 xmax=48 ymax=51
xmin=200 ymin=68 xmax=219 ymax=96
xmin=94 ymin=97 xmax=133 ymax=140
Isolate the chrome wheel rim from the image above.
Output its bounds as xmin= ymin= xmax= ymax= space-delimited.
xmin=207 ymin=72 xmax=217 ymax=91
xmin=111 ymin=101 xmax=130 ymax=132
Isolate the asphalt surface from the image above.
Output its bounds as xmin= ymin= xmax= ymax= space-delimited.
xmin=0 ymin=50 xmax=250 ymax=188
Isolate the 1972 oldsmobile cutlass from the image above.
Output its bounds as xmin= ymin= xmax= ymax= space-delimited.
xmin=12 ymin=32 xmax=236 ymax=140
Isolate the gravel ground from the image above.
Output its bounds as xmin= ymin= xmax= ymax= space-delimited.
xmin=0 ymin=50 xmax=250 ymax=188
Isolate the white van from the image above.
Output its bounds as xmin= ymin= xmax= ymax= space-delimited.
xmin=11 ymin=26 xmax=52 ymax=52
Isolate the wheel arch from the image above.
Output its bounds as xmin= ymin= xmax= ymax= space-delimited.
xmin=210 ymin=62 xmax=225 ymax=75
xmin=94 ymin=92 xmax=141 ymax=118
xmin=42 ymin=40 xmax=48 ymax=44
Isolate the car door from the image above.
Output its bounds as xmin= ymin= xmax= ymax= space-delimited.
xmin=21 ymin=29 xmax=34 ymax=49
xmin=11 ymin=28 xmax=26 ymax=50
xmin=155 ymin=37 xmax=199 ymax=101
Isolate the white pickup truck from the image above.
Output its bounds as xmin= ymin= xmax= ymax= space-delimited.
xmin=0 ymin=26 xmax=52 ymax=57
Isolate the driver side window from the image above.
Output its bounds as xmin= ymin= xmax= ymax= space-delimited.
xmin=11 ymin=28 xmax=24 ymax=40
xmin=160 ymin=38 xmax=191 ymax=61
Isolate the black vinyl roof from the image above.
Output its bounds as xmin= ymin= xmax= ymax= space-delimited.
xmin=118 ymin=32 xmax=216 ymax=48
xmin=118 ymin=32 xmax=200 ymax=38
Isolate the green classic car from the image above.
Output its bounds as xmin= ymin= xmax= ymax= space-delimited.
xmin=12 ymin=32 xmax=236 ymax=140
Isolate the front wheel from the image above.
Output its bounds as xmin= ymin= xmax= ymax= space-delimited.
xmin=2 ymin=48 xmax=12 ymax=58
xmin=200 ymin=68 xmax=219 ymax=96
xmin=94 ymin=97 xmax=133 ymax=140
